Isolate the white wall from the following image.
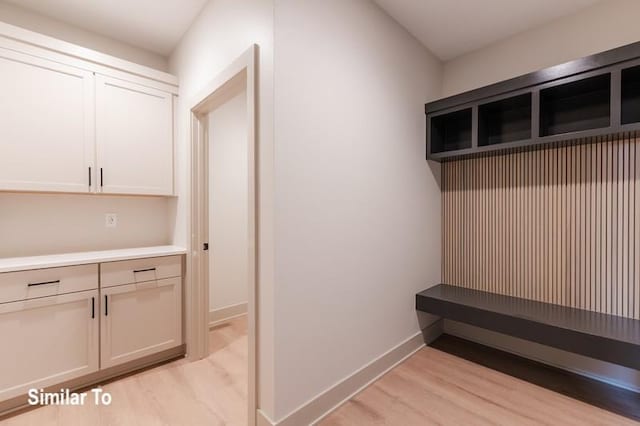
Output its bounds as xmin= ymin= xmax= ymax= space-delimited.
xmin=208 ymin=89 xmax=249 ymax=312
xmin=168 ymin=0 xmax=276 ymax=417
xmin=0 ymin=193 xmax=171 ymax=258
xmin=443 ymin=0 xmax=640 ymax=97
xmin=0 ymin=1 xmax=168 ymax=71
xmin=272 ymin=0 xmax=442 ymax=420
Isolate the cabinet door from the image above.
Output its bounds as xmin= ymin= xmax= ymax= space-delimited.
xmin=0 ymin=48 xmax=95 ymax=193
xmin=0 ymin=290 xmax=99 ymax=402
xmin=101 ymin=277 xmax=182 ymax=369
xmin=96 ymin=75 xmax=174 ymax=196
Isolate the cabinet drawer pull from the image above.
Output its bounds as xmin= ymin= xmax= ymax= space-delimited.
xmin=28 ymin=280 xmax=60 ymax=287
xmin=133 ymin=267 xmax=156 ymax=273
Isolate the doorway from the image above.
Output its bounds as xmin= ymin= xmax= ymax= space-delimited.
xmin=189 ymin=46 xmax=258 ymax=426
xmin=207 ymin=82 xmax=249 ymax=326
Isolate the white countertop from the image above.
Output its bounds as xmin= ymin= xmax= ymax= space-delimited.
xmin=0 ymin=246 xmax=187 ymax=273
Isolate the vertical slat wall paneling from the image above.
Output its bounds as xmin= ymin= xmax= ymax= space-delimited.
xmin=622 ymin=135 xmax=628 ymax=318
xmin=441 ymin=132 xmax=640 ymax=320
xmin=571 ymin=143 xmax=577 ymax=309
xmin=636 ymin=135 xmax=640 ymax=320
xmin=604 ymin=136 xmax=609 ymax=313
xmin=614 ymin=136 xmax=620 ymax=316
xmin=594 ymin=138 xmax=600 ymax=313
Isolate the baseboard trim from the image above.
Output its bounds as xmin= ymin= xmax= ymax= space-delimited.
xmin=272 ymin=331 xmax=426 ymax=426
xmin=208 ymin=302 xmax=248 ymax=328
xmin=257 ymin=409 xmax=277 ymax=426
xmin=0 ymin=344 xmax=186 ymax=419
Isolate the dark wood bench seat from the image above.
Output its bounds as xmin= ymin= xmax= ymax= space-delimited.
xmin=416 ymin=284 xmax=640 ymax=370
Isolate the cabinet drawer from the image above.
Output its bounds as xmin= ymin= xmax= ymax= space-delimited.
xmin=100 ymin=255 xmax=182 ymax=288
xmin=0 ymin=264 xmax=98 ymax=304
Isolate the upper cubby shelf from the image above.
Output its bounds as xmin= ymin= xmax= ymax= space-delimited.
xmin=426 ymin=41 xmax=640 ymax=161
xmin=540 ymin=74 xmax=611 ymax=137
xmin=622 ymin=65 xmax=640 ymax=125
xmin=431 ymin=108 xmax=472 ymax=153
xmin=479 ymin=93 xmax=532 ymax=146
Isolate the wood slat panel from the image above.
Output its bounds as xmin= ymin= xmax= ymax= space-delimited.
xmin=442 ymin=133 xmax=640 ymax=319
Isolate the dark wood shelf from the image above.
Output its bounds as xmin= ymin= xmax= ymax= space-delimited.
xmin=430 ymin=108 xmax=472 ymax=153
xmin=540 ymin=74 xmax=610 ymax=137
xmin=622 ymin=65 xmax=640 ymax=125
xmin=416 ymin=284 xmax=640 ymax=370
xmin=478 ymin=93 xmax=531 ymax=146
xmin=425 ymin=41 xmax=640 ymax=161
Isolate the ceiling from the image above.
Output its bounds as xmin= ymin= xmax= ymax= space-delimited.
xmin=3 ymin=0 xmax=603 ymax=61
xmin=2 ymin=0 xmax=208 ymax=55
xmin=374 ymin=0 xmax=602 ymax=61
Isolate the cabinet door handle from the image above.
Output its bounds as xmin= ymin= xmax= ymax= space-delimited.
xmin=104 ymin=295 xmax=108 ymax=316
xmin=28 ymin=279 xmax=60 ymax=287
xmin=91 ymin=297 xmax=95 ymax=319
xmin=133 ymin=267 xmax=156 ymax=273
xmin=100 ymin=168 xmax=104 ymax=187
xmin=89 ymin=167 xmax=92 ymax=187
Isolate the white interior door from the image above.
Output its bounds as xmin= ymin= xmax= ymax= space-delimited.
xmin=0 ymin=290 xmax=99 ymax=402
xmin=96 ymin=75 xmax=174 ymax=196
xmin=100 ymin=277 xmax=182 ymax=369
xmin=0 ymin=48 xmax=95 ymax=193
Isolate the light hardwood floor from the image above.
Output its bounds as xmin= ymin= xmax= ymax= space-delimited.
xmin=1 ymin=316 xmax=248 ymax=426
xmin=321 ymin=346 xmax=639 ymax=426
xmin=5 ymin=325 xmax=636 ymax=425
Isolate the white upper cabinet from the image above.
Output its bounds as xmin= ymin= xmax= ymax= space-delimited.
xmin=96 ymin=76 xmax=174 ymax=196
xmin=0 ymin=48 xmax=94 ymax=193
xmin=0 ymin=26 xmax=178 ymax=197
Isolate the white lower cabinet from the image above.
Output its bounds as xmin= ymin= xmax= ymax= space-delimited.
xmin=0 ymin=254 xmax=183 ymax=406
xmin=100 ymin=277 xmax=182 ymax=369
xmin=0 ymin=290 xmax=99 ymax=401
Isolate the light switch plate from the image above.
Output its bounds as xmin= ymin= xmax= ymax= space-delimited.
xmin=105 ymin=213 xmax=118 ymax=228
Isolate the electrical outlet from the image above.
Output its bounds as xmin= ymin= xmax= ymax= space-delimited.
xmin=105 ymin=213 xmax=118 ymax=228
